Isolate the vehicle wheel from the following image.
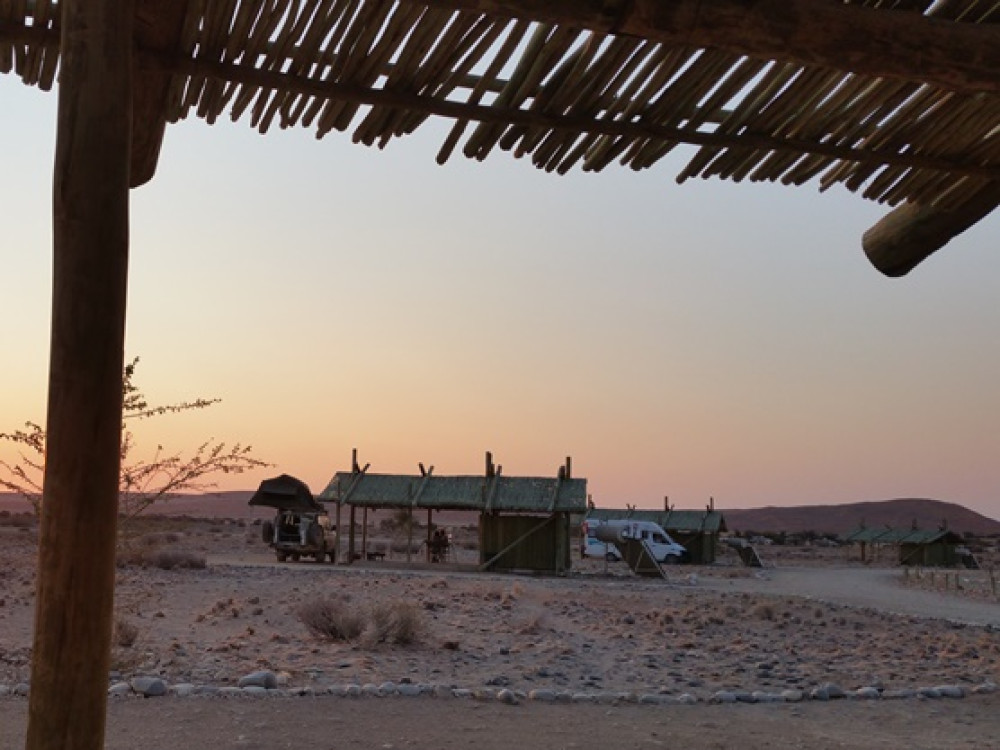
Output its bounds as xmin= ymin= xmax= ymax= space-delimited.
xmin=261 ymin=520 xmax=274 ymax=543
xmin=290 ymin=553 xmax=300 ymax=562
xmin=276 ymin=550 xmax=287 ymax=562
xmin=605 ymin=552 xmax=618 ymax=562
xmin=664 ymin=554 xmax=681 ymax=565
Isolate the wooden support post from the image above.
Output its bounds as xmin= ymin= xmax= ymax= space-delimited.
xmin=348 ymin=505 xmax=356 ymax=564
xmin=407 ymin=506 xmax=414 ymax=563
xmin=362 ymin=507 xmax=368 ymax=558
xmin=426 ymin=509 xmax=433 ymax=562
xmin=27 ymin=0 xmax=133 ymax=747
xmin=554 ymin=512 xmax=567 ymax=573
xmin=334 ymin=493 xmax=342 ymax=564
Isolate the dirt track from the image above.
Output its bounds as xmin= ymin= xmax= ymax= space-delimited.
xmin=3 ymin=690 xmax=1000 ymax=750
xmin=698 ymin=566 xmax=1000 ymax=627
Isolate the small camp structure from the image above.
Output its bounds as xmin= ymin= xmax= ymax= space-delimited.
xmin=585 ymin=507 xmax=727 ymax=565
xmin=842 ymin=526 xmax=967 ymax=567
xmin=319 ymin=452 xmax=586 ymax=574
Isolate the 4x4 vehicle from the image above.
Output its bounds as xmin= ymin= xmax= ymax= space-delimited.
xmin=249 ymin=474 xmax=335 ymax=562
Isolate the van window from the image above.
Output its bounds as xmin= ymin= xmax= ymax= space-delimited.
xmin=652 ymin=533 xmax=667 ymax=544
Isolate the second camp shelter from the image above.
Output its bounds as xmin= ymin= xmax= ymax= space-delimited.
xmin=841 ymin=526 xmax=967 ymax=567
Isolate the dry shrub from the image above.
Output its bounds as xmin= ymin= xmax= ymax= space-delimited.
xmin=364 ymin=601 xmax=423 ymax=646
xmin=117 ymin=546 xmax=207 ymax=570
xmin=148 ymin=549 xmax=207 ymax=570
xmin=139 ymin=531 xmax=182 ymax=547
xmin=513 ymin=607 xmax=547 ymax=635
xmin=114 ymin=617 xmax=139 ymax=648
xmin=298 ymin=596 xmax=364 ymax=641
xmin=753 ymin=603 xmax=776 ymax=621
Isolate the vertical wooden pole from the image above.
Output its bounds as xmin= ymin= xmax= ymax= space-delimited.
xmin=406 ymin=506 xmax=413 ymax=563
xmin=348 ymin=505 xmax=356 ymax=563
xmin=426 ymin=509 xmax=433 ymax=562
xmin=334 ymin=495 xmax=342 ymax=564
xmin=27 ymin=0 xmax=132 ymax=747
xmin=362 ymin=507 xmax=368 ymax=558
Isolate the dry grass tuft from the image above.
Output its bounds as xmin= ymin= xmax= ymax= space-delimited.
xmin=139 ymin=531 xmax=182 ymax=547
xmin=114 ymin=617 xmax=139 ymax=648
xmin=117 ymin=544 xmax=206 ymax=570
xmin=510 ymin=603 xmax=548 ymax=634
xmin=149 ymin=549 xmax=207 ymax=570
xmin=298 ymin=596 xmax=365 ymax=641
xmin=363 ymin=601 xmax=423 ymax=646
xmin=753 ymin=603 xmax=776 ymax=621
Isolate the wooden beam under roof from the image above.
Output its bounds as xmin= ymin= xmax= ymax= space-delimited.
xmin=423 ymin=0 xmax=1000 ymax=95
xmin=863 ymin=183 xmax=1000 ymax=276
xmin=131 ymin=0 xmax=191 ymax=187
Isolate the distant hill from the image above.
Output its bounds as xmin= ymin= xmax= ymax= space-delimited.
xmin=722 ymin=498 xmax=1000 ymax=537
xmin=0 ymin=490 xmax=264 ymax=519
xmin=4 ymin=492 xmax=998 ymax=538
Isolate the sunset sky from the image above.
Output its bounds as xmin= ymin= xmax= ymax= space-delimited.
xmin=2 ymin=76 xmax=999 ymax=520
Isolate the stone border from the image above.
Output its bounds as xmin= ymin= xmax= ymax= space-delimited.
xmin=1 ymin=671 xmax=996 ymax=707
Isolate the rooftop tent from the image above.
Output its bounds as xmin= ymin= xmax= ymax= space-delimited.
xmin=248 ymin=474 xmax=323 ymax=513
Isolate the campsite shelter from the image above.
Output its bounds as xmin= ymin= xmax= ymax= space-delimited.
xmin=585 ymin=507 xmax=727 ymax=564
xmin=3 ymin=0 xmax=997 ymax=747
xmin=319 ymin=453 xmax=586 ymax=573
xmin=842 ymin=526 xmax=966 ymax=566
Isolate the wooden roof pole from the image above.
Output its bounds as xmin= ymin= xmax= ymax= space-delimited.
xmin=26 ymin=0 xmax=132 ymax=747
xmin=424 ymin=0 xmax=1000 ymax=95
xmin=131 ymin=0 xmax=191 ymax=187
xmin=863 ymin=185 xmax=1000 ymax=276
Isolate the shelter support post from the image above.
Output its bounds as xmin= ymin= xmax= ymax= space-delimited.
xmin=362 ymin=506 xmax=368 ymax=558
xmin=426 ymin=509 xmax=433 ymax=562
xmin=334 ymin=499 xmax=342 ymax=564
xmin=407 ymin=506 xmax=413 ymax=563
xmin=349 ymin=505 xmax=356 ymax=564
xmin=554 ymin=513 xmax=567 ymax=573
xmin=26 ymin=0 xmax=133 ymax=747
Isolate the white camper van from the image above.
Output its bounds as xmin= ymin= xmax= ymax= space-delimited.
xmin=581 ymin=519 xmax=687 ymax=564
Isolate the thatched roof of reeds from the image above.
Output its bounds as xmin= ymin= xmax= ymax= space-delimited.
xmin=3 ymin=0 xmax=997 ymax=273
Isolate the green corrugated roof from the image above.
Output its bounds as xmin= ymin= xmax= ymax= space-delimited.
xmin=318 ymin=472 xmax=587 ymax=513
xmin=585 ymin=508 xmax=727 ymax=533
xmin=841 ymin=527 xmax=964 ymax=544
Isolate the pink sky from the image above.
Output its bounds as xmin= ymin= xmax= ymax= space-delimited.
xmin=3 ymin=78 xmax=999 ymax=522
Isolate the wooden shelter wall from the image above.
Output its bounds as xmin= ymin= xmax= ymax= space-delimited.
xmin=671 ymin=531 xmax=718 ymax=565
xmin=480 ymin=513 xmax=570 ymax=573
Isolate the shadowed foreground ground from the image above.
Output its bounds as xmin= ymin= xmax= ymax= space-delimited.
xmin=2 ymin=692 xmax=999 ymax=749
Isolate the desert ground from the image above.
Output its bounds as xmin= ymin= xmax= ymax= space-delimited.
xmin=1 ymin=508 xmax=999 ymax=748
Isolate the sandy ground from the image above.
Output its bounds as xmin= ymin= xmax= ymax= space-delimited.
xmin=2 ymin=515 xmax=999 ymax=748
